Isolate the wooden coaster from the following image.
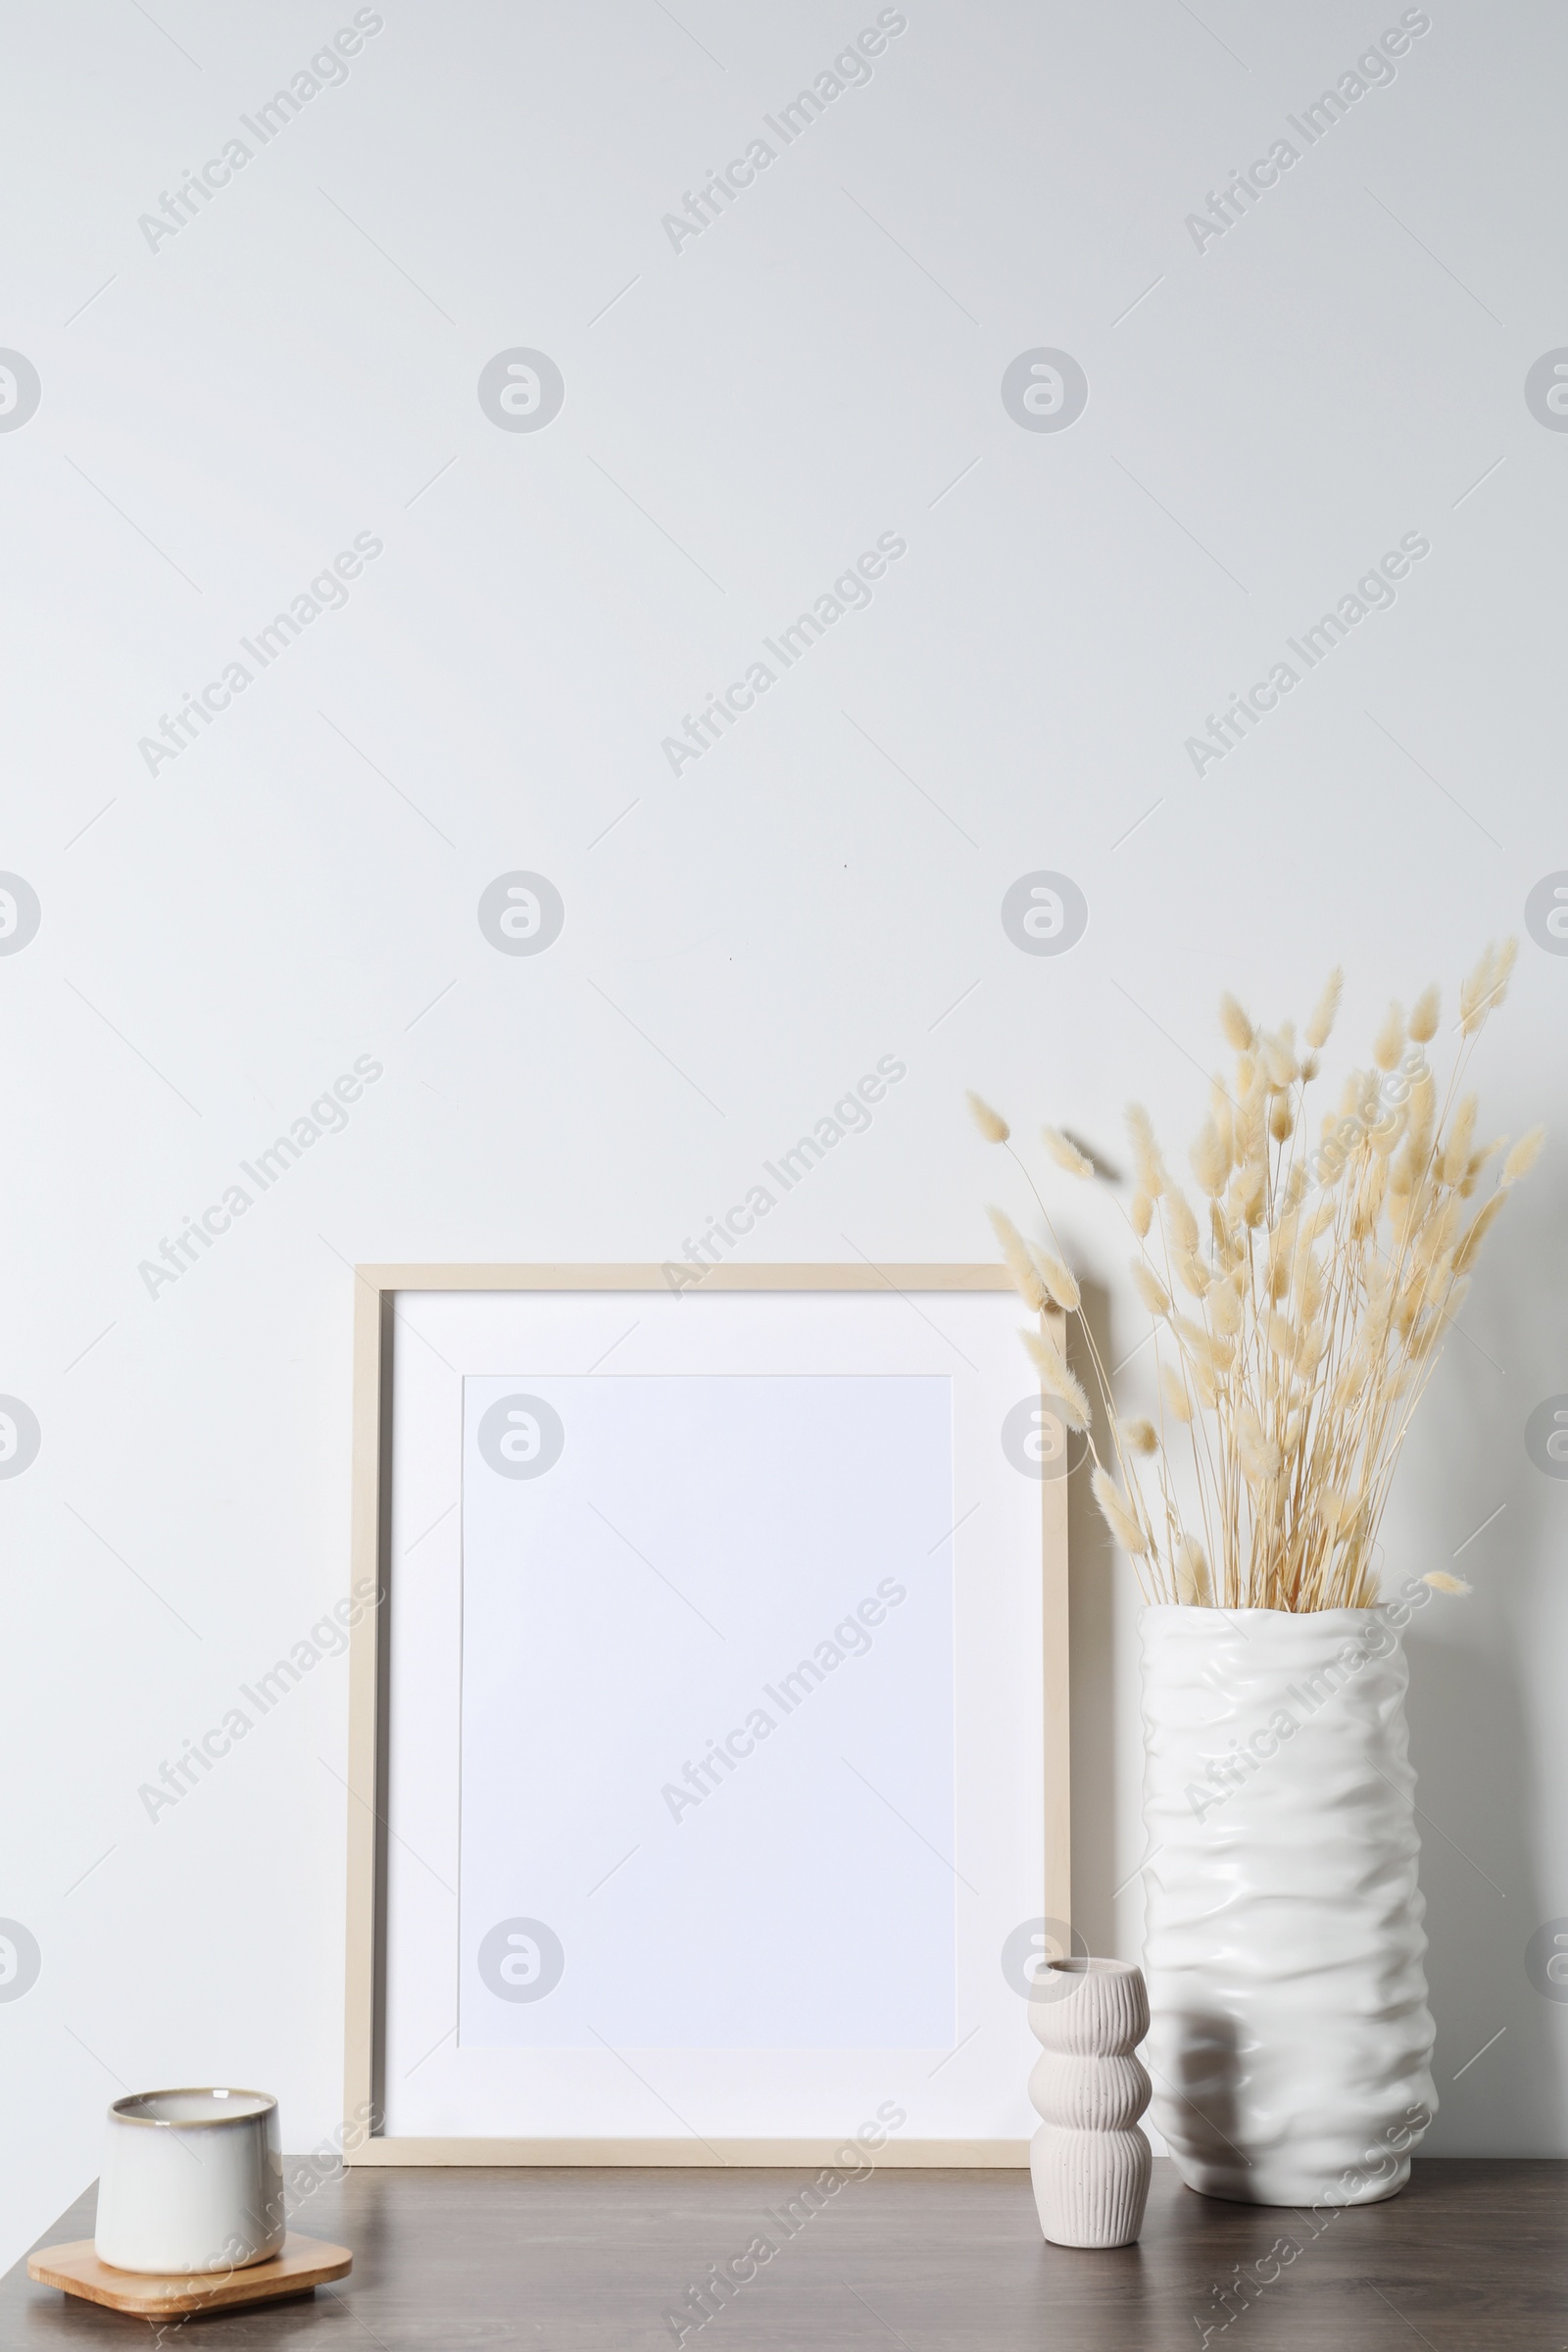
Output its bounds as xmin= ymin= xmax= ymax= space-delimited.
xmin=27 ymin=2233 xmax=352 ymax=2317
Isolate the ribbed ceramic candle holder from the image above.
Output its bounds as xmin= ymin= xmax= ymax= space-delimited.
xmin=1028 ymin=1958 xmax=1152 ymax=2248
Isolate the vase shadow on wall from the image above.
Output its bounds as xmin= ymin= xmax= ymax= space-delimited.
xmin=1396 ymin=1155 xmax=1564 ymax=2152
xmin=1404 ymin=1630 xmax=1557 ymax=2143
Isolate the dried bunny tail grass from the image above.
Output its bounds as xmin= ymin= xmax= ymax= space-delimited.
xmin=1042 ymin=1125 xmax=1094 ymax=1179
xmin=1303 ymin=1190 xmax=1338 ymax=1241
xmin=1218 ymin=992 xmax=1254 ymax=1052
xmin=1353 ymin=1155 xmax=1389 ymax=1236
xmin=1092 ymin=1466 xmax=1150 ymax=1555
xmin=1190 ymin=1118 xmax=1229 ymax=1198
xmin=1439 ymin=1093 xmax=1478 ymax=1184
xmin=1231 ymin=1162 xmax=1267 ymax=1227
xmin=1459 ymin=940 xmax=1516 ymax=1035
xmin=966 ymin=1091 xmax=1009 ymax=1144
xmin=988 ymin=1206 xmax=1047 ymax=1311
xmin=1452 ymin=1188 xmax=1508 ymax=1274
xmin=1458 ymin=943 xmax=1494 ymax=1033
xmin=1490 ymin=936 xmax=1519 ymax=1011
xmin=983 ymin=944 xmax=1531 ymax=1610
xmin=1304 ymin=966 xmax=1344 ymax=1050
xmin=1209 ymin=1074 xmax=1235 ymax=1152
xmin=1501 ymin=1126 xmax=1544 ymax=1186
xmin=1266 ymin=1311 xmax=1298 ymax=1363
xmin=1408 ymin=983 xmax=1440 ymax=1042
xmin=1176 ymin=1534 xmax=1211 ymax=1604
xmin=1237 ymin=1409 xmax=1280 ymax=1488
xmin=1021 ymin=1325 xmax=1091 ymax=1432
xmin=1127 ymin=1103 xmax=1167 ymax=1197
xmin=1176 ymin=1315 xmax=1233 ymax=1372
xmin=1164 ymin=1188 xmax=1200 ymax=1255
xmin=1261 ymin=1028 xmax=1298 ymax=1090
xmin=1319 ymin=1488 xmax=1354 ymax=1537
xmin=1173 ymin=1251 xmax=1211 ymax=1298
xmin=1372 ymin=1002 xmax=1405 ymax=1072
xmin=1422 ymin=1570 xmax=1471 ymax=1596
xmin=1404 ymin=1068 xmax=1436 ymax=1164
xmin=1131 ymin=1259 xmax=1171 ymax=1317
xmin=1029 ymin=1243 xmax=1081 ymax=1313
xmin=1461 ymin=1136 xmax=1508 ymax=1195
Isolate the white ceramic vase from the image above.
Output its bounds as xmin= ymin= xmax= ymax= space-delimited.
xmin=1141 ymin=1605 xmax=1437 ymax=2206
xmin=1028 ymin=1958 xmax=1152 ymax=2247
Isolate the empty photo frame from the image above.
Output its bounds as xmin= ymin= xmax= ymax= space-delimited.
xmin=344 ymin=1266 xmax=1069 ymax=2164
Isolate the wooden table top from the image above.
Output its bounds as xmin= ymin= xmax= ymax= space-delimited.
xmin=4 ymin=2157 xmax=1560 ymax=2346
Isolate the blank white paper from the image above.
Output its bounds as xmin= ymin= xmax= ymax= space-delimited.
xmin=457 ymin=1373 xmax=955 ymax=2050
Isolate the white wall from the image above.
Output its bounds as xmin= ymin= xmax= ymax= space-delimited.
xmin=3 ymin=0 xmax=1565 ymax=2269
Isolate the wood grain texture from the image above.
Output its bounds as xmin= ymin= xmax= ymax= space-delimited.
xmin=5 ymin=2161 xmax=1560 ymax=2347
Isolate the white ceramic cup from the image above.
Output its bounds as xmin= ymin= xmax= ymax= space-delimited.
xmin=94 ymin=2088 xmax=285 ymax=2276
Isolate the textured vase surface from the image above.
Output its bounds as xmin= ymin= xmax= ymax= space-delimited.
xmin=1141 ymin=1605 xmax=1437 ymax=2206
xmin=1028 ymin=1958 xmax=1152 ymax=2247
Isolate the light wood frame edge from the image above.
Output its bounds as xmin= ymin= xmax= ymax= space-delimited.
xmin=347 ymin=2137 xmax=1030 ymax=2168
xmin=344 ymin=1264 xmax=1068 ymax=2168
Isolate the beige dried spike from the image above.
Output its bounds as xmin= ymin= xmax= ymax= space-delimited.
xmin=1164 ymin=1189 xmax=1200 ymax=1254
xmin=1372 ymin=1002 xmax=1405 ymax=1072
xmin=966 ymin=1091 xmax=1009 ymax=1144
xmin=1501 ymin=1126 xmax=1544 ymax=1186
xmin=1439 ymin=1095 xmax=1478 ymax=1185
xmin=1021 ymin=1324 xmax=1091 ymax=1432
xmin=1176 ymin=1317 xmax=1233 ymax=1372
xmin=988 ymin=1207 xmax=1047 ymax=1312
xmin=1459 ymin=943 xmax=1496 ymax=1036
xmin=1176 ymin=1535 xmax=1211 ymax=1605
xmin=1218 ymin=993 xmax=1253 ymax=1052
xmin=1029 ymin=1243 xmax=1081 ymax=1313
xmin=1127 ymin=1103 xmax=1166 ymax=1198
xmin=1092 ymin=1466 xmax=1149 ymax=1555
xmin=1453 ymin=1189 xmax=1507 ymax=1274
xmin=1262 ymin=1030 xmax=1298 ymax=1090
xmin=1174 ymin=1252 xmax=1211 ymax=1298
xmin=1042 ymin=1126 xmax=1094 ymax=1179
xmin=1408 ymin=983 xmax=1440 ymax=1042
xmin=1304 ymin=966 xmax=1344 ymax=1050
xmin=1190 ymin=1119 xmax=1228 ymax=1198
xmin=1131 ymin=1260 xmax=1171 ymax=1317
